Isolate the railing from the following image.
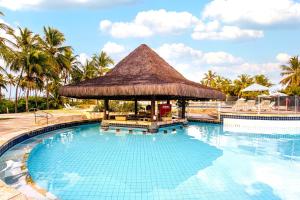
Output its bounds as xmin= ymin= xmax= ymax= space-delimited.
xmin=29 ymin=108 xmax=53 ymax=125
xmin=221 ymin=96 xmax=300 ymax=114
xmin=185 ymin=95 xmax=300 ymax=117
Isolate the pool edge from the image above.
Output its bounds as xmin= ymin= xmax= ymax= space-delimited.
xmin=0 ymin=119 xmax=100 ymax=200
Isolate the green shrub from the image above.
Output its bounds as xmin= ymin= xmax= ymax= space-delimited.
xmin=0 ymin=96 xmax=63 ymax=113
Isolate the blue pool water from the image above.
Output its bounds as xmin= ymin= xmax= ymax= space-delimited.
xmin=3 ymin=123 xmax=300 ymax=199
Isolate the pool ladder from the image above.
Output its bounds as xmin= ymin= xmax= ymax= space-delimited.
xmin=30 ymin=108 xmax=53 ymax=125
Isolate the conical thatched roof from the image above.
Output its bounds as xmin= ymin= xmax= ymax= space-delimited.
xmin=59 ymin=44 xmax=224 ymax=100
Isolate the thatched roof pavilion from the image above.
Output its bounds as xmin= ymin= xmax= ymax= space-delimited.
xmin=59 ymin=44 xmax=224 ymax=101
xmin=60 ymin=44 xmax=224 ymax=124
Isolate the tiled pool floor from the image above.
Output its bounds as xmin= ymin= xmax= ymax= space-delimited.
xmin=1 ymin=123 xmax=300 ymax=200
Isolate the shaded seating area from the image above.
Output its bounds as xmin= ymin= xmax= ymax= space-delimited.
xmin=59 ymin=44 xmax=224 ymax=132
xmin=232 ymin=99 xmax=276 ymax=112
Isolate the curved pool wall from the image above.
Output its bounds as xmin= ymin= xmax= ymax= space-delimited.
xmin=0 ymin=119 xmax=99 ymax=157
xmin=221 ymin=114 xmax=300 ymax=134
xmin=1 ymin=119 xmax=300 ymax=200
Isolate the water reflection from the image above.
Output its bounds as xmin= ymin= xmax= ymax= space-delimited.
xmin=1 ymin=123 xmax=300 ymax=200
xmin=186 ymin=123 xmax=300 ymax=200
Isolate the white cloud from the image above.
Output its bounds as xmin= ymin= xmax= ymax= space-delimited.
xmin=202 ymin=52 xmax=243 ymax=65
xmin=75 ymin=43 xmax=285 ymax=84
xmin=203 ymin=0 xmax=300 ymax=26
xmin=192 ymin=22 xmax=264 ymax=40
xmin=155 ymin=43 xmax=285 ymax=83
xmin=211 ymin=62 xmax=281 ymax=82
xmin=156 ymin=43 xmax=242 ymax=66
xmin=0 ymin=0 xmax=137 ymax=10
xmin=0 ymin=18 xmax=18 ymax=50
xmin=156 ymin=43 xmax=243 ymax=81
xmin=77 ymin=53 xmax=91 ymax=65
xmin=276 ymin=53 xmax=291 ymax=63
xmin=102 ymin=41 xmax=125 ymax=55
xmin=100 ymin=9 xmax=265 ymax=40
xmin=100 ymin=9 xmax=198 ymax=38
xmin=100 ymin=20 xmax=152 ymax=38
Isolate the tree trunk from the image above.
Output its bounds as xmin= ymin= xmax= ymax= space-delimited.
xmin=14 ymin=84 xmax=19 ymax=113
xmin=46 ymin=80 xmax=49 ymax=110
xmin=35 ymin=89 xmax=38 ymax=108
xmin=25 ymin=88 xmax=29 ymax=112
xmin=9 ymin=84 xmax=11 ymax=100
xmin=0 ymin=87 xmax=2 ymax=101
xmin=15 ymin=67 xmax=24 ymax=113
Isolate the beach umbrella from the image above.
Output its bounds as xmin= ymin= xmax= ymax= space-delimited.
xmin=238 ymin=98 xmax=246 ymax=101
xmin=241 ymin=83 xmax=269 ymax=92
xmin=269 ymin=92 xmax=287 ymax=97
xmin=258 ymin=94 xmax=269 ymax=98
xmin=241 ymin=84 xmax=269 ymax=114
xmin=269 ymin=92 xmax=288 ymax=113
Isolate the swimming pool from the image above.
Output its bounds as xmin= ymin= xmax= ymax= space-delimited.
xmin=1 ymin=122 xmax=300 ymax=200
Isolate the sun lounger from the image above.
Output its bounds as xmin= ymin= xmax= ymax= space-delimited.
xmin=64 ymin=103 xmax=76 ymax=110
xmin=232 ymin=99 xmax=247 ymax=111
xmin=244 ymin=100 xmax=257 ymax=111
xmin=259 ymin=100 xmax=275 ymax=111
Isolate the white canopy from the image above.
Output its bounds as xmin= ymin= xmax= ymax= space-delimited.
xmin=241 ymin=83 xmax=269 ymax=92
xmin=269 ymin=92 xmax=288 ymax=97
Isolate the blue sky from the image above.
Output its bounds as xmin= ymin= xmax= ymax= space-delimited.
xmin=1 ymin=0 xmax=300 ymax=84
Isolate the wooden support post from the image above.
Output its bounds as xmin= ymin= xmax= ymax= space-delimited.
xmin=104 ymin=99 xmax=109 ymax=120
xmin=181 ymin=100 xmax=186 ymax=119
xmin=134 ymin=99 xmax=138 ymax=117
xmin=151 ymin=99 xmax=156 ymax=121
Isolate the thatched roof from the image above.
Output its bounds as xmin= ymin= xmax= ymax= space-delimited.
xmin=59 ymin=44 xmax=224 ymax=100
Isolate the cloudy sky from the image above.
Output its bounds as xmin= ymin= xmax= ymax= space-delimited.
xmin=1 ymin=0 xmax=300 ymax=83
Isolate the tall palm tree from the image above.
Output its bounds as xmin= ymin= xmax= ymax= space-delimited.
xmin=280 ymin=56 xmax=300 ymax=87
xmin=70 ymin=62 xmax=84 ymax=84
xmin=92 ymin=51 xmax=114 ymax=76
xmin=40 ymin=27 xmax=71 ymax=109
xmin=253 ymin=74 xmax=272 ymax=87
xmin=22 ymin=50 xmax=48 ymax=112
xmin=6 ymin=73 xmax=15 ymax=100
xmin=0 ymin=73 xmax=7 ymax=100
xmin=82 ymin=60 xmax=98 ymax=80
xmin=233 ymin=74 xmax=254 ymax=96
xmin=214 ymin=75 xmax=224 ymax=90
xmin=0 ymin=11 xmax=9 ymax=50
xmin=201 ymin=70 xmax=217 ymax=87
xmin=7 ymin=27 xmax=40 ymax=112
xmin=64 ymin=50 xmax=81 ymax=84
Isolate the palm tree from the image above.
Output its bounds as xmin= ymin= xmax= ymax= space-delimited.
xmin=0 ymin=12 xmax=9 ymax=51
xmin=7 ymin=27 xmax=40 ymax=112
xmin=40 ymin=27 xmax=71 ymax=109
xmin=70 ymin=63 xmax=84 ymax=84
xmin=82 ymin=60 xmax=98 ymax=80
xmin=6 ymin=73 xmax=15 ymax=100
xmin=0 ymin=73 xmax=7 ymax=100
xmin=64 ymin=50 xmax=81 ymax=84
xmin=214 ymin=75 xmax=224 ymax=90
xmin=201 ymin=70 xmax=217 ymax=87
xmin=254 ymin=74 xmax=272 ymax=87
xmin=22 ymin=50 xmax=48 ymax=112
xmin=280 ymin=56 xmax=300 ymax=87
xmin=92 ymin=51 xmax=114 ymax=76
xmin=0 ymin=12 xmax=14 ymax=62
xmin=233 ymin=74 xmax=254 ymax=96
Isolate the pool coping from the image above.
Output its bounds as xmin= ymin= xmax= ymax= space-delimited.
xmin=0 ymin=119 xmax=100 ymax=200
xmin=3 ymin=115 xmax=300 ymax=199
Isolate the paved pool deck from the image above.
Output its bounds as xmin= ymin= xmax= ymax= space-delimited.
xmin=0 ymin=110 xmax=99 ymax=200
